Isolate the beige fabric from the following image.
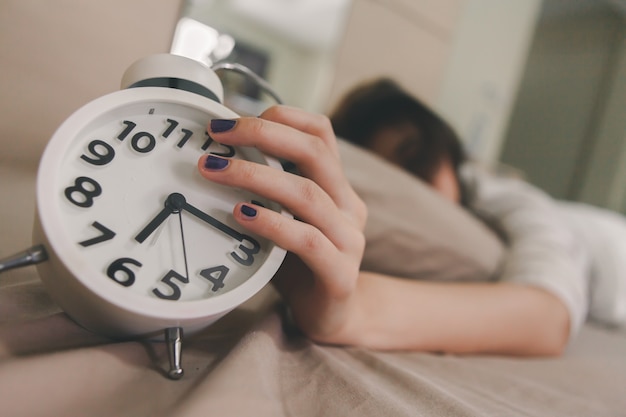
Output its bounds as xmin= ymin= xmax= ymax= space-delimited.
xmin=339 ymin=139 xmax=504 ymax=282
xmin=1 ymin=264 xmax=626 ymax=417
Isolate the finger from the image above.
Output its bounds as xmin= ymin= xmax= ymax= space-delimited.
xmin=232 ymin=202 xmax=357 ymax=297
xmin=210 ymin=115 xmax=337 ymax=178
xmin=259 ymin=106 xmax=339 ymax=157
xmin=198 ymin=154 xmax=355 ymax=250
xmin=207 ymin=116 xmax=360 ymax=219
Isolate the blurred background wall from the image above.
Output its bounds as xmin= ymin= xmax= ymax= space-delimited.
xmin=0 ymin=0 xmax=184 ymax=168
xmin=181 ymin=0 xmax=541 ymax=167
xmin=501 ymin=0 xmax=626 ymax=212
xmin=181 ymin=0 xmax=626 ymax=214
xmin=2 ymin=0 xmax=626 ymax=213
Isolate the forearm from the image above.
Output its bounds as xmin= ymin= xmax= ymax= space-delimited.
xmin=337 ymin=272 xmax=570 ymax=356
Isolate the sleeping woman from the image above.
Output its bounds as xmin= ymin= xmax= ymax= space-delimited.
xmin=197 ymin=78 xmax=626 ymax=356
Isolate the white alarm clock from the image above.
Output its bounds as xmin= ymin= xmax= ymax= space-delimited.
xmin=3 ymin=54 xmax=289 ymax=379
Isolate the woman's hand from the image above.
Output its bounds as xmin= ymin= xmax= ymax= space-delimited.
xmin=197 ymin=105 xmax=368 ymax=344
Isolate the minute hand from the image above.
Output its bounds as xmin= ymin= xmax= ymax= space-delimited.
xmin=181 ymin=202 xmax=244 ymax=241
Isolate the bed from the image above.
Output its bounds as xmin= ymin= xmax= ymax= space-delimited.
xmin=2 ymin=2 xmax=626 ymax=416
xmin=1 ymin=284 xmax=625 ymax=417
xmin=2 ymin=141 xmax=626 ymax=417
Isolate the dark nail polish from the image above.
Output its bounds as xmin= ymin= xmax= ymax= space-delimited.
xmin=204 ymin=154 xmax=230 ymax=170
xmin=240 ymin=204 xmax=257 ymax=218
xmin=210 ymin=119 xmax=236 ymax=133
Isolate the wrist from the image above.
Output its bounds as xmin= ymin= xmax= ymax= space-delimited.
xmin=286 ymin=286 xmax=364 ymax=347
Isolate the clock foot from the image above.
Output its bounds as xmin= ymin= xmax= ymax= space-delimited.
xmin=165 ymin=327 xmax=184 ymax=380
xmin=0 ymin=245 xmax=48 ymax=274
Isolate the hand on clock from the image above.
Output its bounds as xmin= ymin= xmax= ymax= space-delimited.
xmin=136 ymin=192 xmax=259 ymax=270
xmin=197 ymin=106 xmax=368 ymax=347
xmin=179 ymin=196 xmax=261 ymax=266
xmin=135 ymin=193 xmax=186 ymax=243
xmin=135 ymin=193 xmax=190 ymax=279
xmin=180 ymin=199 xmax=246 ymax=242
xmin=136 ymin=192 xmax=245 ymax=242
xmin=176 ymin=210 xmax=190 ymax=280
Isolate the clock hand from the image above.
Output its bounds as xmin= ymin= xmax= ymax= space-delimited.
xmin=176 ymin=210 xmax=190 ymax=280
xmin=135 ymin=193 xmax=186 ymax=243
xmin=180 ymin=195 xmax=261 ymax=267
xmin=181 ymin=200 xmax=244 ymax=241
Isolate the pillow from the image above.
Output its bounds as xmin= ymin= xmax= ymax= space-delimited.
xmin=338 ymin=139 xmax=504 ymax=282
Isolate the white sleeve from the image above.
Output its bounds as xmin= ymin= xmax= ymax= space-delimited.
xmin=463 ymin=165 xmax=590 ymax=339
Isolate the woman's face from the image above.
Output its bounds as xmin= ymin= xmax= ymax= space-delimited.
xmin=367 ymin=122 xmax=461 ymax=204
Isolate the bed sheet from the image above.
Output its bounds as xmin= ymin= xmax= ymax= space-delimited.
xmin=2 ymin=269 xmax=626 ymax=417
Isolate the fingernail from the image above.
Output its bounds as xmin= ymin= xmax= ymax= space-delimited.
xmin=203 ymin=154 xmax=230 ymax=171
xmin=210 ymin=119 xmax=236 ymax=133
xmin=240 ymin=204 xmax=258 ymax=218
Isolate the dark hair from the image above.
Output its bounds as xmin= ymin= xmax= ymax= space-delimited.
xmin=329 ymin=78 xmax=466 ymax=185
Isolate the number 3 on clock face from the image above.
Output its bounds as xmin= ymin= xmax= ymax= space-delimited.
xmin=35 ymin=87 xmax=288 ymax=330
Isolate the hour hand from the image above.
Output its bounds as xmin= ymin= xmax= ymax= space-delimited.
xmin=135 ymin=193 xmax=185 ymax=243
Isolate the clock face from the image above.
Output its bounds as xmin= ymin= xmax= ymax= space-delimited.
xmin=37 ymin=87 xmax=286 ymax=318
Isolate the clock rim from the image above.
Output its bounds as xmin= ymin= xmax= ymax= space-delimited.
xmin=35 ymin=87 xmax=289 ymax=322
